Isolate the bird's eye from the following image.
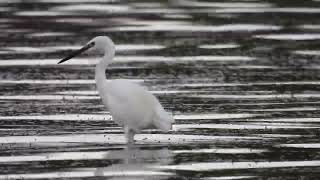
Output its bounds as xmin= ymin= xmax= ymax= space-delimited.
xmin=90 ymin=42 xmax=95 ymax=46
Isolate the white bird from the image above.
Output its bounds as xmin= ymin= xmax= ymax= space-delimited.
xmin=58 ymin=36 xmax=174 ymax=144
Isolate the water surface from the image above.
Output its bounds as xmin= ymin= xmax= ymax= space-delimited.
xmin=0 ymin=0 xmax=320 ymax=179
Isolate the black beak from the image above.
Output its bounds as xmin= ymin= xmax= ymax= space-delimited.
xmin=58 ymin=43 xmax=94 ymax=64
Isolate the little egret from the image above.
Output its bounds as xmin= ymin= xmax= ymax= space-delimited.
xmin=58 ymin=36 xmax=174 ymax=144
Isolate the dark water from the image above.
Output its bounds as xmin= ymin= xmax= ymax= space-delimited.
xmin=0 ymin=0 xmax=320 ymax=179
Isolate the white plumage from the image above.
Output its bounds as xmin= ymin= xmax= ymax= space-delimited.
xmin=59 ymin=36 xmax=174 ymax=144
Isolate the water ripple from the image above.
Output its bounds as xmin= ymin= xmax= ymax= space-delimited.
xmin=255 ymin=34 xmax=320 ymax=40
xmin=0 ymin=56 xmax=255 ymax=66
xmin=104 ymin=24 xmax=281 ymax=32
xmin=0 ymin=134 xmax=261 ymax=144
xmin=155 ymin=160 xmax=320 ymax=171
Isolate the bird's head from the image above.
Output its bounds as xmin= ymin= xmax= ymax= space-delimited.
xmin=58 ymin=36 xmax=115 ymax=64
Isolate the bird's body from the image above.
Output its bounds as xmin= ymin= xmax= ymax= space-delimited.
xmin=99 ymin=79 xmax=173 ymax=130
xmin=59 ymin=36 xmax=174 ymax=144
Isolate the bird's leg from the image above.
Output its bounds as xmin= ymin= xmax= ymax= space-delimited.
xmin=124 ymin=127 xmax=135 ymax=145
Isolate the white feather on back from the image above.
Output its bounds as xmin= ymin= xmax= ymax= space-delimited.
xmin=103 ymin=79 xmax=173 ymax=131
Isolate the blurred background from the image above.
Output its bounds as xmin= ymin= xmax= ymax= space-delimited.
xmin=0 ymin=0 xmax=320 ymax=179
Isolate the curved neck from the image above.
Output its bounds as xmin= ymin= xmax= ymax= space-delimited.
xmin=95 ymin=52 xmax=114 ymax=92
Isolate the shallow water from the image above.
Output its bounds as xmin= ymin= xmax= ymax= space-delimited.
xmin=0 ymin=0 xmax=320 ymax=179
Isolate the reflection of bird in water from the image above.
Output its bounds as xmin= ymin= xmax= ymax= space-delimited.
xmin=93 ymin=145 xmax=174 ymax=179
xmin=58 ymin=36 xmax=174 ymax=144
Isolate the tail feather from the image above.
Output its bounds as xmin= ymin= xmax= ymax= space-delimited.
xmin=153 ymin=106 xmax=174 ymax=131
